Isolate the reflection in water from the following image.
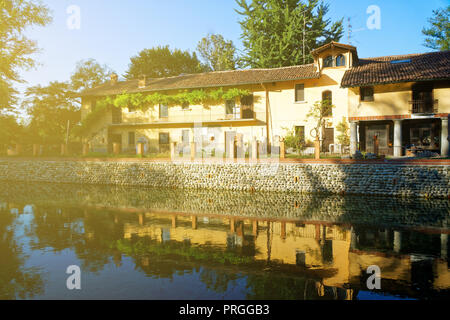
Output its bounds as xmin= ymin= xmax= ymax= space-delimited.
xmin=0 ymin=182 xmax=448 ymax=300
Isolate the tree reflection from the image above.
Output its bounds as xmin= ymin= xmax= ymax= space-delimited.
xmin=0 ymin=207 xmax=43 ymax=299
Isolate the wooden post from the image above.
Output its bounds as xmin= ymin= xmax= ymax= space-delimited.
xmin=279 ymin=138 xmax=285 ymax=160
xmin=314 ymin=138 xmax=320 ymax=160
xmin=33 ymin=144 xmax=40 ymax=157
xmin=190 ymin=141 xmax=196 ymax=161
xmin=373 ymin=135 xmax=379 ymax=156
xmin=82 ymin=143 xmax=90 ymax=156
xmin=281 ymin=222 xmax=286 ymax=240
xmin=251 ymin=137 xmax=258 ymax=161
xmin=252 ymin=220 xmax=258 ymax=236
xmin=191 ymin=216 xmax=197 ymax=230
xmin=230 ymin=218 xmax=235 ymax=233
xmin=138 ymin=213 xmax=144 ymax=226
xmin=170 ymin=142 xmax=176 ymax=160
xmin=171 ymin=215 xmax=177 ymax=228
xmin=137 ymin=142 xmax=144 ymax=156
xmin=60 ymin=144 xmax=66 ymax=156
xmin=113 ymin=142 xmax=121 ymax=155
xmin=15 ymin=144 xmax=21 ymax=156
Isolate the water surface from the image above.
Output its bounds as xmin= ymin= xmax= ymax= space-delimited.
xmin=0 ymin=182 xmax=448 ymax=300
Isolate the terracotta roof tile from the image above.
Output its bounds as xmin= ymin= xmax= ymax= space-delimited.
xmin=81 ymin=64 xmax=319 ymax=97
xmin=342 ymin=51 xmax=450 ymax=87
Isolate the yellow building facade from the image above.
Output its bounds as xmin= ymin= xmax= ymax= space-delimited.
xmin=81 ymin=42 xmax=450 ymax=157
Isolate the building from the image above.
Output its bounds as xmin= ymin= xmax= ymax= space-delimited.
xmin=80 ymin=42 xmax=450 ymax=157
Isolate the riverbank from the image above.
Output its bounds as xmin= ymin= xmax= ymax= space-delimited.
xmin=0 ymin=158 xmax=448 ymax=198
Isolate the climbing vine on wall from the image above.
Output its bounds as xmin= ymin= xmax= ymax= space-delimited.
xmin=76 ymin=88 xmax=252 ymax=135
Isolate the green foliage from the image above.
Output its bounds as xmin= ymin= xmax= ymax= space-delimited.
xmin=235 ymin=0 xmax=344 ymax=68
xmin=307 ymin=99 xmax=334 ymax=137
xmin=70 ymin=59 xmax=114 ymax=92
xmin=282 ymin=127 xmax=305 ymax=154
xmin=336 ymin=117 xmax=350 ymax=146
xmin=0 ymin=0 xmax=52 ymax=110
xmin=22 ymin=81 xmax=80 ymax=144
xmin=124 ymin=45 xmax=209 ymax=80
xmin=77 ymin=88 xmax=251 ymax=134
xmin=197 ymin=33 xmax=239 ymax=71
xmin=422 ymin=6 xmax=450 ymax=51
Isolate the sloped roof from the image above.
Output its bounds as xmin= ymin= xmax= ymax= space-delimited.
xmin=341 ymin=51 xmax=450 ymax=87
xmin=81 ymin=64 xmax=320 ymax=97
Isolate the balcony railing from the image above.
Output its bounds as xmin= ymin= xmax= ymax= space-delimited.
xmin=409 ymin=99 xmax=438 ymax=114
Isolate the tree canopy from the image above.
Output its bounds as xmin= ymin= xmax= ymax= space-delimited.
xmin=197 ymin=34 xmax=239 ymax=71
xmin=0 ymin=0 xmax=52 ymax=110
xmin=124 ymin=46 xmax=208 ymax=80
xmin=22 ymin=82 xmax=80 ymax=144
xmin=70 ymin=59 xmax=114 ymax=92
xmin=422 ymin=6 xmax=450 ymax=51
xmin=235 ymin=0 xmax=343 ymax=68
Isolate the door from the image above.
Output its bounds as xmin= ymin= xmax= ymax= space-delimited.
xmin=322 ymin=128 xmax=334 ymax=152
xmin=225 ymin=131 xmax=236 ymax=158
xmin=108 ymin=134 xmax=122 ymax=153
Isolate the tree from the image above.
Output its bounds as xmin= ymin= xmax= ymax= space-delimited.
xmin=336 ymin=117 xmax=350 ymax=146
xmin=422 ymin=6 xmax=450 ymax=51
xmin=307 ymin=99 xmax=334 ymax=157
xmin=124 ymin=46 xmax=208 ymax=80
xmin=235 ymin=0 xmax=344 ymax=68
xmin=70 ymin=59 xmax=114 ymax=92
xmin=282 ymin=127 xmax=306 ymax=155
xmin=197 ymin=34 xmax=239 ymax=71
xmin=0 ymin=113 xmax=23 ymax=153
xmin=22 ymin=82 xmax=80 ymax=145
xmin=0 ymin=0 xmax=52 ymax=110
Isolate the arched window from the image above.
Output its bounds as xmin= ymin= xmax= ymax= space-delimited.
xmin=322 ymin=91 xmax=333 ymax=117
xmin=323 ymin=55 xmax=333 ymax=68
xmin=336 ymin=54 xmax=346 ymax=67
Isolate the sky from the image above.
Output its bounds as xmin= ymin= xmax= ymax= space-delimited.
xmin=17 ymin=0 xmax=449 ymax=95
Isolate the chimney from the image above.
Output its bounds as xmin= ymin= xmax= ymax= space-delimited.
xmin=110 ymin=73 xmax=118 ymax=85
xmin=138 ymin=75 xmax=147 ymax=88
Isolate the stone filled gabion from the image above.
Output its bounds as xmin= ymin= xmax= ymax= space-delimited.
xmin=0 ymin=160 xmax=448 ymax=199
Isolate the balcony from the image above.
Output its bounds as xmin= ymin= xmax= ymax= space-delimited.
xmin=409 ymin=99 xmax=438 ymax=114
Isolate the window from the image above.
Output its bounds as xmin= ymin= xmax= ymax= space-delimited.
xmin=323 ymin=55 xmax=333 ymax=68
xmin=295 ymin=84 xmax=305 ymax=102
xmin=159 ymin=104 xmax=168 ymax=118
xmin=128 ymin=132 xmax=135 ymax=145
xmin=322 ymin=91 xmax=333 ymax=117
xmin=360 ymin=87 xmax=374 ymax=102
xmin=182 ymin=130 xmax=190 ymax=144
xmin=159 ymin=132 xmax=169 ymax=145
xmin=112 ymin=107 xmax=122 ymax=124
xmin=240 ymin=95 xmax=254 ymax=119
xmin=225 ymin=99 xmax=235 ymax=115
xmin=336 ymin=55 xmax=346 ymax=67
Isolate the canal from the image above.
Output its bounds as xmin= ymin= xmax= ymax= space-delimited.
xmin=0 ymin=182 xmax=448 ymax=300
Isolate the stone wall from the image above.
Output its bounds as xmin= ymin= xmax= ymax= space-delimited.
xmin=0 ymin=159 xmax=448 ymax=198
xmin=1 ymin=182 xmax=448 ymax=229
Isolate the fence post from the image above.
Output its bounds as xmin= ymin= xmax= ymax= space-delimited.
xmin=15 ymin=144 xmax=21 ymax=156
xmin=113 ymin=142 xmax=121 ymax=155
xmin=314 ymin=138 xmax=320 ymax=160
xmin=61 ymin=144 xmax=68 ymax=156
xmin=137 ymin=142 xmax=144 ymax=156
xmin=251 ymin=137 xmax=258 ymax=161
xmin=33 ymin=144 xmax=40 ymax=157
xmin=279 ymin=138 xmax=285 ymax=160
xmin=170 ymin=142 xmax=176 ymax=160
xmin=190 ymin=141 xmax=196 ymax=161
xmin=82 ymin=143 xmax=90 ymax=156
